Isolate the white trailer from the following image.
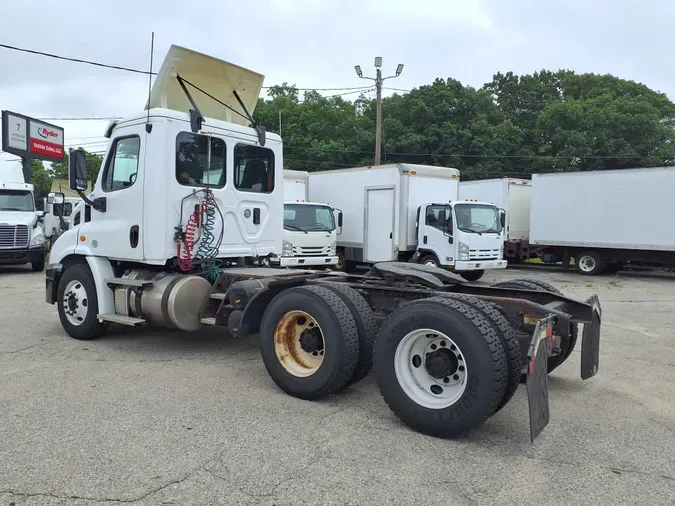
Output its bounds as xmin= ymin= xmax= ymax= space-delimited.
xmin=529 ymin=167 xmax=675 ymax=275
xmin=308 ymin=164 xmax=507 ymax=281
xmin=0 ymin=161 xmax=45 ymax=270
xmin=43 ymin=44 xmax=602 ymax=442
xmin=275 ymin=169 xmax=340 ymax=268
xmin=459 ymin=178 xmax=533 ymax=263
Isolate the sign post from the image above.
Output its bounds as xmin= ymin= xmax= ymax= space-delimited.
xmin=1 ymin=110 xmax=65 ymax=183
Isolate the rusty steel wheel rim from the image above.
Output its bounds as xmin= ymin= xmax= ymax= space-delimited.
xmin=274 ymin=310 xmax=325 ymax=377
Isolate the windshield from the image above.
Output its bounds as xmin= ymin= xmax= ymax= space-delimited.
xmin=454 ymin=203 xmax=502 ymax=234
xmin=0 ymin=190 xmax=35 ymax=212
xmin=284 ymin=204 xmax=335 ymax=232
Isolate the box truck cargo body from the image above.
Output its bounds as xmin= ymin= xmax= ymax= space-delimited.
xmin=275 ymin=169 xmax=340 ymax=268
xmin=459 ymin=178 xmax=533 ymax=263
xmin=308 ymin=164 xmax=507 ymax=280
xmin=529 ymin=167 xmax=675 ymax=274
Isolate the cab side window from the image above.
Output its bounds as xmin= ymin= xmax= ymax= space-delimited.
xmin=175 ymin=132 xmax=226 ymax=188
xmin=102 ymin=136 xmax=141 ymax=192
xmin=234 ymin=144 xmax=275 ymax=193
xmin=425 ymin=205 xmax=452 ymax=233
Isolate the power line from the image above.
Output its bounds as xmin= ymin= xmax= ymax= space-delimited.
xmin=0 ymin=42 xmax=383 ymax=92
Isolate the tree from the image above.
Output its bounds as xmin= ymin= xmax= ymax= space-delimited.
xmin=51 ymin=149 xmax=104 ymax=182
xmin=30 ymin=160 xmax=52 ymax=210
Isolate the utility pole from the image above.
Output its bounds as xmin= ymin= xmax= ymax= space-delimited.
xmin=355 ymin=58 xmax=404 ymax=165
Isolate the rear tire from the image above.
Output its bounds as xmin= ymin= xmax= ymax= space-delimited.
xmin=575 ymin=251 xmax=604 ymax=275
xmin=440 ymin=294 xmax=521 ymax=413
xmin=459 ymin=270 xmax=485 ymax=282
xmin=320 ymin=282 xmax=378 ymax=386
xmin=259 ymin=285 xmax=360 ymax=400
xmin=57 ymin=263 xmax=107 ymax=340
xmin=373 ymin=297 xmax=508 ymax=438
xmin=491 ymin=278 xmax=579 ymax=373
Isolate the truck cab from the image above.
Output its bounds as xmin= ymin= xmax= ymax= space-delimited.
xmin=413 ymin=199 xmax=507 ymax=281
xmin=275 ymin=169 xmax=340 ymax=268
xmin=0 ymin=163 xmax=45 ymax=271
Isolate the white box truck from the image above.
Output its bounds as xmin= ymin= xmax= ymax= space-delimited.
xmin=274 ymin=169 xmax=340 ymax=268
xmin=308 ymin=164 xmax=507 ymax=281
xmin=459 ymin=178 xmax=533 ymax=264
xmin=528 ymin=167 xmax=675 ymax=275
xmin=0 ymin=161 xmax=46 ymax=270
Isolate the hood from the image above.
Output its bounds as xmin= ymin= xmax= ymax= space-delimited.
xmin=146 ymin=44 xmax=264 ymax=127
xmin=0 ymin=211 xmax=38 ymax=227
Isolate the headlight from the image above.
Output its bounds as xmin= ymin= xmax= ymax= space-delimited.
xmin=458 ymin=241 xmax=470 ymax=261
xmin=329 ymin=241 xmax=337 ymax=255
xmin=282 ymin=240 xmax=294 ymax=257
xmin=30 ymin=234 xmax=45 ymax=247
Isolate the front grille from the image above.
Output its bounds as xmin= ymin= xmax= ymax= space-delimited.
xmin=0 ymin=225 xmax=29 ymax=249
xmin=469 ymin=248 xmax=500 ymax=260
xmin=292 ymin=246 xmax=330 ymax=256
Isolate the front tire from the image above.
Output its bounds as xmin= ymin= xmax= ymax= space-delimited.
xmin=373 ymin=297 xmax=508 ymax=438
xmin=31 ymin=254 xmax=45 ymax=272
xmin=459 ymin=270 xmax=485 ymax=282
xmin=418 ymin=254 xmax=439 ymax=268
xmin=57 ymin=263 xmax=107 ymax=340
xmin=259 ymin=285 xmax=360 ymax=400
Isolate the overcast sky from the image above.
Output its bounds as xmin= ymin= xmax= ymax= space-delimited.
xmin=1 ymin=0 xmax=672 ymax=164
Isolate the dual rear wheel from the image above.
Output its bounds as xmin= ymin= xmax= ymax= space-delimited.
xmin=259 ymin=285 xmax=521 ymax=438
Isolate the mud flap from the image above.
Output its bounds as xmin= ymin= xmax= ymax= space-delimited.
xmin=526 ymin=315 xmax=556 ymax=443
xmin=581 ymin=294 xmax=602 ymax=380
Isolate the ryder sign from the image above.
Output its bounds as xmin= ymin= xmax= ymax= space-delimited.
xmin=1 ymin=110 xmax=64 ymax=162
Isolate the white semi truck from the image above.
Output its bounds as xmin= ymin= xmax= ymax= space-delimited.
xmin=460 ymin=169 xmax=675 ymax=275
xmin=0 ymin=161 xmax=45 ymax=270
xmin=307 ymin=164 xmax=507 ymax=281
xmin=273 ymin=169 xmax=340 ymax=268
xmin=44 ymin=44 xmax=602 ymax=442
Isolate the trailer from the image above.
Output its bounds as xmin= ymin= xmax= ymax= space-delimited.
xmin=458 ymin=178 xmax=533 ymax=264
xmin=308 ymin=164 xmax=507 ymax=281
xmin=274 ymin=170 xmax=340 ymax=268
xmin=530 ymin=168 xmax=675 ymax=275
xmin=44 ymin=44 xmax=602 ymax=442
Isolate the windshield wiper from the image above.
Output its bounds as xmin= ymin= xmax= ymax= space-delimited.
xmin=0 ymin=207 xmax=29 ymax=212
xmin=284 ymin=224 xmax=308 ymax=234
xmin=461 ymin=228 xmax=483 ymax=235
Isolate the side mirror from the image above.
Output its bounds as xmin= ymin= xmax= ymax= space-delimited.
xmin=47 ymin=192 xmax=65 ymax=205
xmin=499 ymin=210 xmax=506 ymax=229
xmin=337 ymin=211 xmax=343 ymax=227
xmin=36 ymin=211 xmax=44 ymax=218
xmin=448 ymin=235 xmax=453 ymax=244
xmin=69 ymin=149 xmax=88 ymax=191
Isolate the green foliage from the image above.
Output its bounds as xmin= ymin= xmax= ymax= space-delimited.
xmin=253 ymin=71 xmax=675 ymax=179
xmin=51 ymin=149 xmax=103 ymax=182
xmin=30 ymin=160 xmax=52 ymax=210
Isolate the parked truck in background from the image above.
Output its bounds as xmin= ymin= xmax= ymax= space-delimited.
xmin=308 ymin=164 xmax=507 ymax=281
xmin=529 ymin=167 xmax=675 ymax=275
xmin=273 ymin=169 xmax=340 ymax=268
xmin=458 ymin=178 xmax=532 ymax=264
xmin=0 ymin=161 xmax=45 ymax=270
xmin=460 ymin=168 xmax=675 ymax=275
xmin=43 ymin=44 xmax=602 ymax=442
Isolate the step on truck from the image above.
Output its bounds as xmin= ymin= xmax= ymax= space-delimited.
xmin=307 ymin=164 xmax=507 ymax=281
xmin=271 ymin=169 xmax=340 ymax=268
xmin=45 ymin=44 xmax=602 ymax=441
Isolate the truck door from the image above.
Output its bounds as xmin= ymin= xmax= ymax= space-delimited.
xmin=76 ymin=131 xmax=145 ymax=261
xmin=418 ymin=204 xmax=453 ymax=265
xmin=365 ymin=187 xmax=395 ymax=262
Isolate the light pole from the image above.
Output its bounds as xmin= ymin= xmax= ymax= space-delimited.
xmin=355 ymin=58 xmax=404 ymax=165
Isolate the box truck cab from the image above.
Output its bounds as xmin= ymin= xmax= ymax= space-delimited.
xmin=308 ymin=164 xmax=507 ymax=281
xmin=413 ymin=199 xmax=507 ymax=280
xmin=0 ymin=162 xmax=46 ymax=271
xmin=275 ymin=170 xmax=340 ymax=268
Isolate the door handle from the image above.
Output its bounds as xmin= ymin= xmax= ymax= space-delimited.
xmin=389 ymin=232 xmax=392 ymax=239
xmin=129 ymin=225 xmax=139 ymax=248
xmin=423 ymin=235 xmax=427 ymax=244
xmin=253 ymin=208 xmax=261 ymax=225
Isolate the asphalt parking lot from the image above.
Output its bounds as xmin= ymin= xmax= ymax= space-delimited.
xmin=1 ymin=264 xmax=674 ymax=505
